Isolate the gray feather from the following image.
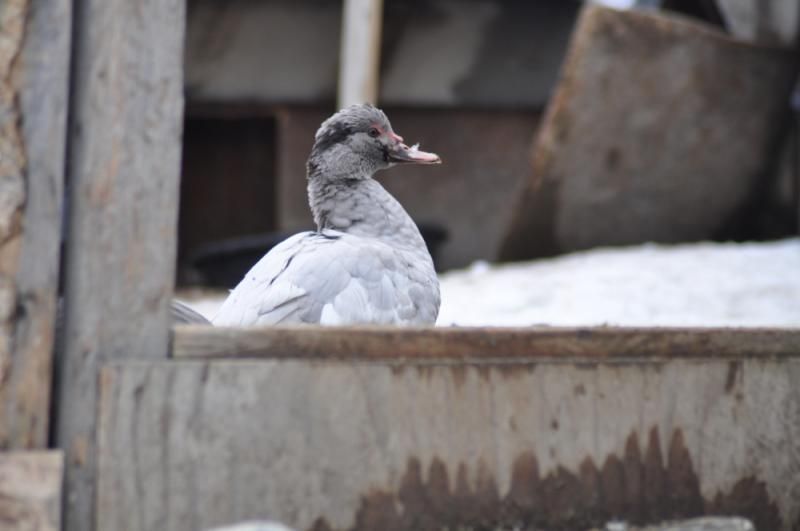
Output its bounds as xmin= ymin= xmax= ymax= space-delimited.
xmin=213 ymin=104 xmax=440 ymax=327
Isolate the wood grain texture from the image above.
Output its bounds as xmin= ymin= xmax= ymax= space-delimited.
xmin=172 ymin=325 xmax=800 ymax=361
xmin=55 ymin=0 xmax=185 ymax=529
xmin=96 ymin=357 xmax=800 ymax=530
xmin=0 ymin=0 xmax=32 ymax=449
xmin=0 ymin=451 xmax=64 ymax=531
xmin=0 ymin=0 xmax=71 ymax=449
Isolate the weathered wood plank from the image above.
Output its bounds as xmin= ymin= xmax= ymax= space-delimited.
xmin=97 ymin=356 xmax=800 ymax=530
xmin=55 ymin=0 xmax=185 ymax=529
xmin=0 ymin=0 xmax=35 ymax=450
xmin=0 ymin=7 xmax=30 ymax=387
xmin=0 ymin=0 xmax=71 ymax=449
xmin=0 ymin=451 xmax=64 ymax=531
xmin=172 ymin=325 xmax=800 ymax=361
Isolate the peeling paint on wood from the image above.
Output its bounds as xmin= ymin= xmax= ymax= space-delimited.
xmin=97 ymin=355 xmax=800 ymax=530
xmin=0 ymin=0 xmax=71 ymax=450
xmin=0 ymin=0 xmax=31 ymax=448
xmin=0 ymin=0 xmax=28 ymax=242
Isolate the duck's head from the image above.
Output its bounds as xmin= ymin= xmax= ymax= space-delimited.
xmin=308 ymin=104 xmax=440 ymax=180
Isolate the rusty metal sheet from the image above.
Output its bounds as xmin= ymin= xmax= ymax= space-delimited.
xmin=501 ymin=4 xmax=798 ymax=260
xmin=97 ymin=353 xmax=800 ymax=530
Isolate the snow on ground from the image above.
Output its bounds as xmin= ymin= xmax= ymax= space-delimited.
xmin=179 ymin=239 xmax=800 ymax=328
xmin=590 ymin=0 xmax=637 ymax=9
xmin=437 ymin=238 xmax=800 ymax=327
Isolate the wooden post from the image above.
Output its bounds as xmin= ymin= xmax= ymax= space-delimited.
xmin=338 ymin=0 xmax=384 ymax=108
xmin=0 ymin=0 xmax=71 ymax=449
xmin=55 ymin=0 xmax=186 ymax=529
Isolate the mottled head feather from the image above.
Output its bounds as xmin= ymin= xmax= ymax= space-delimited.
xmin=312 ymin=104 xmax=392 ymax=155
xmin=307 ymin=104 xmax=399 ymax=182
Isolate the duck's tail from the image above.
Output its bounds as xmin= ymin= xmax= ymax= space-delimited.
xmin=171 ymin=299 xmax=212 ymax=325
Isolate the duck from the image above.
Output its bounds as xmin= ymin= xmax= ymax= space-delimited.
xmin=203 ymin=104 xmax=441 ymax=326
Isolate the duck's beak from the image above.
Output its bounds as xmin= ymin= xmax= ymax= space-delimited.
xmin=387 ymin=139 xmax=441 ymax=165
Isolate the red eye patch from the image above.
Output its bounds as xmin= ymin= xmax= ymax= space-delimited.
xmin=370 ymin=124 xmax=404 ymax=143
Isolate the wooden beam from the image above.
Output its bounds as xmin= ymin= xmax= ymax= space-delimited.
xmin=0 ymin=451 xmax=64 ymax=531
xmin=0 ymin=0 xmax=71 ymax=449
xmin=338 ymin=0 xmax=384 ymax=108
xmin=55 ymin=0 xmax=186 ymax=529
xmin=172 ymin=325 xmax=800 ymax=361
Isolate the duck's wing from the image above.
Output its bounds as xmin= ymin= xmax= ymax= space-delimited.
xmin=212 ymin=232 xmax=438 ymax=327
xmin=212 ymin=232 xmax=316 ymax=326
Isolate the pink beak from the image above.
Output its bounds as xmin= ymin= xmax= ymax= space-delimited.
xmin=387 ymin=137 xmax=441 ymax=165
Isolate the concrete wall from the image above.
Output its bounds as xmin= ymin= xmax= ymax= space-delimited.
xmin=185 ymin=0 xmax=579 ymax=107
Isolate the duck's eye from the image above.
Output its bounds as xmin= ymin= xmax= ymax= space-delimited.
xmin=368 ymin=127 xmax=380 ymax=138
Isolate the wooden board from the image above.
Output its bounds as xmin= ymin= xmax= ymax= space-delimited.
xmin=97 ymin=354 xmax=800 ymax=530
xmin=55 ymin=0 xmax=185 ymax=529
xmin=0 ymin=0 xmax=71 ymax=449
xmin=0 ymin=451 xmax=64 ymax=531
xmin=172 ymin=325 xmax=800 ymax=361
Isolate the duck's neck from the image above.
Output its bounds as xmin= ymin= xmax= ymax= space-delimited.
xmin=307 ymin=170 xmax=426 ymax=251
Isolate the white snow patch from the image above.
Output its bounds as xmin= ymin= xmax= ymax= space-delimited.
xmin=178 ymin=239 xmax=800 ymax=328
xmin=436 ymin=239 xmax=800 ymax=327
xmin=208 ymin=523 xmax=295 ymax=531
xmin=590 ymin=0 xmax=637 ymax=9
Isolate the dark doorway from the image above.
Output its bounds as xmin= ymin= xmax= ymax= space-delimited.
xmin=178 ymin=111 xmax=277 ymax=285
